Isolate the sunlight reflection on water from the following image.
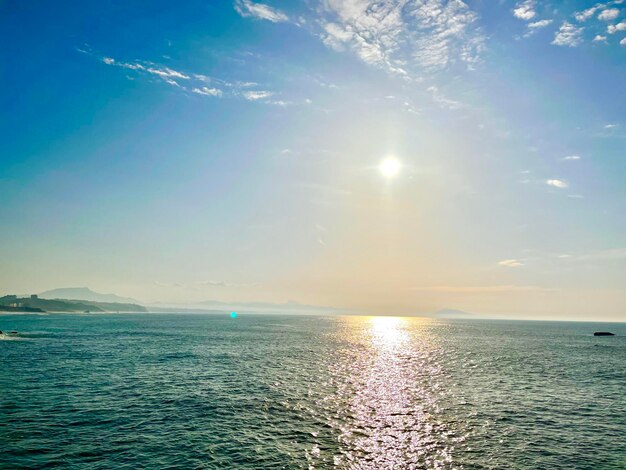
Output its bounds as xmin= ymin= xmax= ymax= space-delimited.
xmin=324 ymin=316 xmax=454 ymax=469
xmin=369 ymin=316 xmax=409 ymax=351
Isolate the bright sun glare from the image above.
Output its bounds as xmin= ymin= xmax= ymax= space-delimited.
xmin=379 ymin=157 xmax=401 ymax=178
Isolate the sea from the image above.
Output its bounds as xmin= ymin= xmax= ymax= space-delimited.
xmin=1 ymin=313 xmax=624 ymax=469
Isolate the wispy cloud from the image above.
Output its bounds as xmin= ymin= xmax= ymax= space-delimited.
xmin=562 ymin=155 xmax=581 ymax=161
xmin=242 ymin=90 xmax=273 ymax=101
xmin=145 ymin=66 xmax=190 ymax=80
xmin=318 ymin=0 xmax=485 ymax=76
xmin=426 ymin=85 xmax=463 ymax=109
xmin=100 ymin=55 xmax=211 ymax=91
xmin=546 ymin=179 xmax=568 ymax=188
xmin=91 ymin=51 xmax=306 ymax=105
xmin=552 ymin=22 xmax=583 ymax=47
xmin=498 ymin=259 xmax=525 ymax=267
xmin=528 ymin=19 xmax=552 ymax=29
xmin=522 ymin=18 xmax=553 ymax=37
xmin=101 ymin=57 xmax=191 ymax=86
xmin=593 ymin=34 xmax=608 ymax=42
xmin=234 ymin=0 xmax=289 ymax=23
xmin=192 ymin=87 xmax=223 ymax=97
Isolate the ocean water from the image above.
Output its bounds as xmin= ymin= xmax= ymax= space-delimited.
xmin=1 ymin=314 xmax=624 ymax=469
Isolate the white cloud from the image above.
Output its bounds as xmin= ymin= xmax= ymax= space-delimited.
xmin=498 ymin=259 xmax=525 ymax=267
xmin=605 ymin=123 xmax=618 ymax=128
xmin=598 ymin=8 xmax=620 ymax=21
xmin=552 ymin=22 xmax=583 ymax=47
xmin=234 ymin=0 xmax=289 ymax=23
xmin=192 ymin=87 xmax=223 ymax=97
xmin=242 ymin=90 xmax=273 ymax=100
xmin=607 ymin=21 xmax=626 ymax=33
xmin=319 ymin=0 xmax=485 ymax=76
xmin=562 ymin=155 xmax=581 ymax=160
xmin=523 ymin=18 xmax=553 ymax=37
xmin=528 ymin=19 xmax=552 ymax=28
xmin=546 ymin=179 xmax=568 ymax=188
xmin=593 ymin=34 xmax=608 ymax=42
xmin=621 ymin=37 xmax=626 ymax=46
xmin=574 ymin=6 xmax=598 ymax=22
xmin=513 ymin=0 xmax=536 ymax=20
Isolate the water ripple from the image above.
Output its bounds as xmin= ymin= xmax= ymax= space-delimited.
xmin=0 ymin=314 xmax=624 ymax=469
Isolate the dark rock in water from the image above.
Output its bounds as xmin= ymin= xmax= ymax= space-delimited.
xmin=594 ymin=331 xmax=615 ymax=336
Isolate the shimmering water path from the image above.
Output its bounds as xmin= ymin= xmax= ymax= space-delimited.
xmin=1 ymin=314 xmax=624 ymax=469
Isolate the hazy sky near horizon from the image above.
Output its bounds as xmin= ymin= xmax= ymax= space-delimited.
xmin=1 ymin=0 xmax=625 ymax=320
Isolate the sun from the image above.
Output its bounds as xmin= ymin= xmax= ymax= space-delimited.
xmin=379 ymin=157 xmax=401 ymax=178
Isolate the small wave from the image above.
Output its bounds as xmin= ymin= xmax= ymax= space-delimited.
xmin=0 ymin=334 xmax=26 ymax=341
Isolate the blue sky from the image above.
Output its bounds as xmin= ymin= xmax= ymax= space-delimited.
xmin=1 ymin=0 xmax=625 ymax=320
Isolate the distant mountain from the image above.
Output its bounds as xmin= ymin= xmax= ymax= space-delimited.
xmin=39 ymin=287 xmax=138 ymax=304
xmin=0 ymin=295 xmax=147 ymax=313
xmin=433 ymin=308 xmax=477 ymax=319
